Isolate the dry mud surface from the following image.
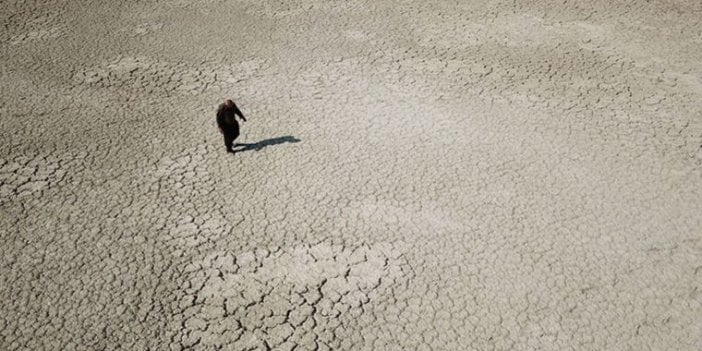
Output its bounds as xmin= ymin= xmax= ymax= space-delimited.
xmin=1 ymin=0 xmax=701 ymax=350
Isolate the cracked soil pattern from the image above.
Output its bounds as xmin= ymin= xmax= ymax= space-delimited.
xmin=1 ymin=0 xmax=701 ymax=350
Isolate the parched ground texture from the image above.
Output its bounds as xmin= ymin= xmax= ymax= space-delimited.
xmin=1 ymin=0 xmax=701 ymax=350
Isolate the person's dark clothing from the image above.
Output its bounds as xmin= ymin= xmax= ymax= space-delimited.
xmin=217 ymin=101 xmax=246 ymax=152
xmin=222 ymin=131 xmax=238 ymax=153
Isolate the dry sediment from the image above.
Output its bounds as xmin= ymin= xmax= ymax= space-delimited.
xmin=1 ymin=0 xmax=701 ymax=350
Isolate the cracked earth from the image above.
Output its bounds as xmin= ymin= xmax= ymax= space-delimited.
xmin=1 ymin=0 xmax=701 ymax=350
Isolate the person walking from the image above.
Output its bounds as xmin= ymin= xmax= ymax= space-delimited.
xmin=216 ymin=99 xmax=247 ymax=153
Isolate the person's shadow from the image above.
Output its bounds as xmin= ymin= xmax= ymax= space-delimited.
xmin=233 ymin=135 xmax=301 ymax=153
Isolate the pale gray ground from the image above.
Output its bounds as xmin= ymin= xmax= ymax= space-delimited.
xmin=1 ymin=0 xmax=701 ymax=350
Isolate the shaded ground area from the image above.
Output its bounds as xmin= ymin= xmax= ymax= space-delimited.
xmin=233 ymin=136 xmax=301 ymax=153
xmin=1 ymin=0 xmax=701 ymax=350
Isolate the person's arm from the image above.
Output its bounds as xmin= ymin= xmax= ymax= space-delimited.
xmin=216 ymin=105 xmax=226 ymax=131
xmin=233 ymin=102 xmax=247 ymax=122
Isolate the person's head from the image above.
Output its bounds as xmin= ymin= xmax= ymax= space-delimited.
xmin=224 ymin=99 xmax=234 ymax=107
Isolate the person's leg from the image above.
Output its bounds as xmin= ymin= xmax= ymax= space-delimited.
xmin=230 ymin=128 xmax=241 ymax=148
xmin=223 ymin=133 xmax=234 ymax=153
